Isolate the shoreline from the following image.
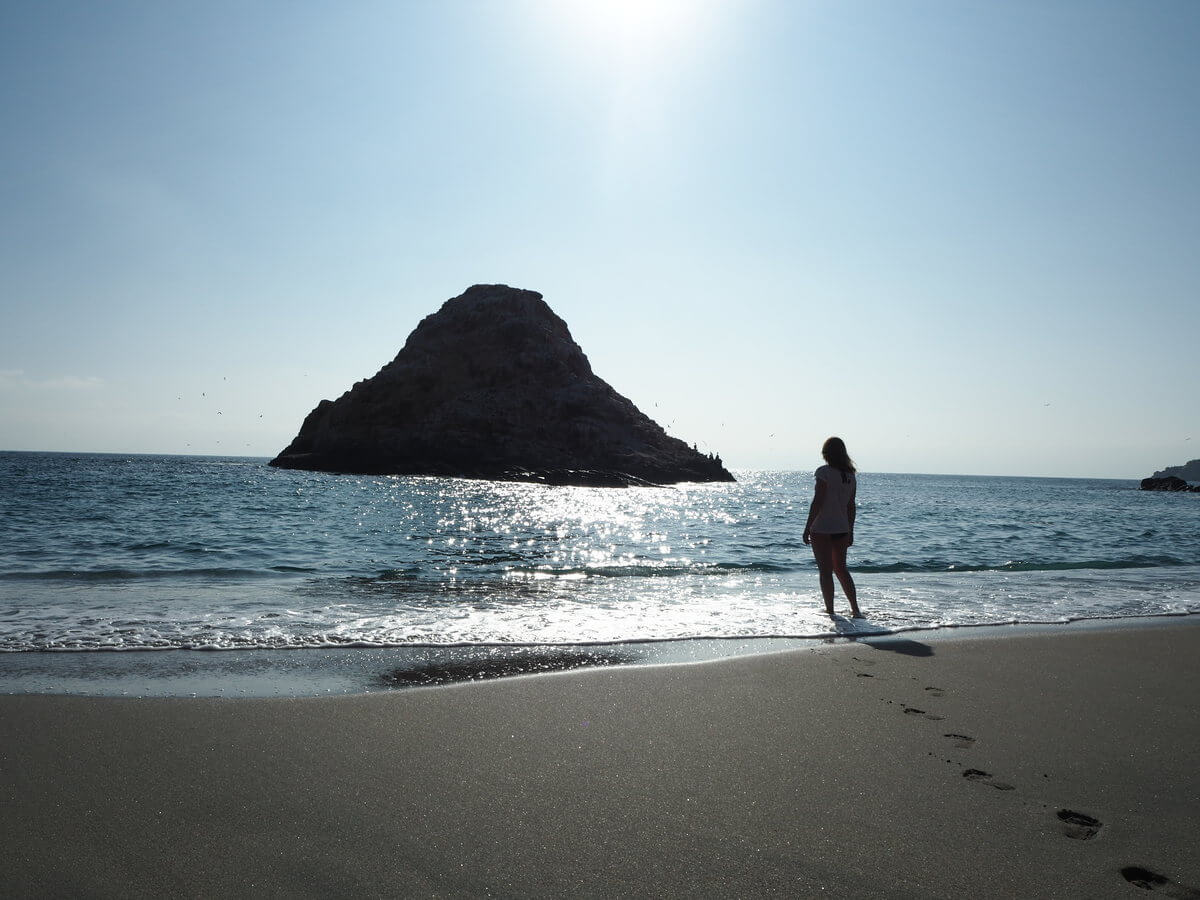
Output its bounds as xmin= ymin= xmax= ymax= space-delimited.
xmin=2 ymin=618 xmax=1198 ymax=896
xmin=2 ymin=612 xmax=1198 ymax=698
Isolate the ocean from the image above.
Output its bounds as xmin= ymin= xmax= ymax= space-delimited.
xmin=1 ymin=451 xmax=1197 ymax=694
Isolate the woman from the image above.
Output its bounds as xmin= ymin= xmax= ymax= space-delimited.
xmin=803 ymin=437 xmax=862 ymax=618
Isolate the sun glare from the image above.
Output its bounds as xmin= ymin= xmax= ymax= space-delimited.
xmin=542 ymin=0 xmax=714 ymax=67
xmin=528 ymin=0 xmax=727 ymax=196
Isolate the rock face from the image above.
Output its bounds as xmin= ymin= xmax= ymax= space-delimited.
xmin=1151 ymin=459 xmax=1200 ymax=482
xmin=270 ymin=285 xmax=734 ymax=487
xmin=1140 ymin=476 xmax=1200 ymax=493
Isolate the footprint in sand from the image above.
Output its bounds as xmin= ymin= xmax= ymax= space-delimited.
xmin=1120 ymin=866 xmax=1200 ymax=898
xmin=944 ymin=733 xmax=975 ymax=749
xmin=856 ymin=672 xmax=875 ymax=678
xmin=963 ymin=768 xmax=1015 ymax=791
xmin=924 ymin=686 xmax=946 ymax=697
xmin=903 ymin=706 xmax=945 ymax=721
xmin=851 ymin=656 xmax=876 ymax=666
xmin=1057 ymin=809 xmax=1103 ymax=841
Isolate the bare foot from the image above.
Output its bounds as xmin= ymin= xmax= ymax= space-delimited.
xmin=851 ymin=609 xmax=864 ymax=619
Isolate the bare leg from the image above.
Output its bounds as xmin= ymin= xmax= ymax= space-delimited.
xmin=830 ymin=535 xmax=861 ymax=617
xmin=809 ymin=534 xmax=836 ymax=616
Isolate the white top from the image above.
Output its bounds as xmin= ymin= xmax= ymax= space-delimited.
xmin=811 ymin=465 xmax=856 ymax=534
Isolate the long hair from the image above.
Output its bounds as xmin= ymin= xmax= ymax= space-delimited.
xmin=822 ymin=437 xmax=856 ymax=477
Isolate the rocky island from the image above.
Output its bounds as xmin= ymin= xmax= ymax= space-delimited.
xmin=270 ymin=284 xmax=734 ymax=487
xmin=1140 ymin=458 xmax=1200 ymax=492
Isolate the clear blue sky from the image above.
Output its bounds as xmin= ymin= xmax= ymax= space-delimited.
xmin=2 ymin=0 xmax=1197 ymax=477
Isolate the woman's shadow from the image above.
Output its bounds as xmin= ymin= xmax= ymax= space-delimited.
xmin=829 ymin=614 xmax=934 ymax=657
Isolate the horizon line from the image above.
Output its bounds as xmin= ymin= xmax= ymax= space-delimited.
xmin=0 ymin=448 xmax=1156 ymax=482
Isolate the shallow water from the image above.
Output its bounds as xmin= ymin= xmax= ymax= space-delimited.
xmin=2 ymin=452 xmax=1197 ymax=657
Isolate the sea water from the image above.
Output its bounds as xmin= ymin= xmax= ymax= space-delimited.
xmin=1 ymin=452 xmax=1197 ymax=692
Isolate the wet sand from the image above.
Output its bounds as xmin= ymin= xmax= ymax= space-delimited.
xmin=3 ymin=620 xmax=1198 ymax=898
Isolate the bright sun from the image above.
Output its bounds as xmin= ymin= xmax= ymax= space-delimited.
xmin=542 ymin=0 xmax=712 ymax=66
xmin=529 ymin=0 xmax=726 ymax=194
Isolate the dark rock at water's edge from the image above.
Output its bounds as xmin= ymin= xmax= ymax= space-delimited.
xmin=270 ymin=284 xmax=735 ymax=487
xmin=1151 ymin=458 xmax=1200 ymax=483
xmin=376 ymin=646 xmax=637 ymax=688
xmin=1140 ymin=475 xmax=1200 ymax=493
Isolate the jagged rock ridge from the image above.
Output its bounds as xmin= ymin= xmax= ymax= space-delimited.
xmin=1152 ymin=459 xmax=1200 ymax=483
xmin=270 ymin=284 xmax=734 ymax=487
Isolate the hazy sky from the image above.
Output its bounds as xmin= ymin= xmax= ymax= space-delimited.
xmin=2 ymin=0 xmax=1197 ymax=477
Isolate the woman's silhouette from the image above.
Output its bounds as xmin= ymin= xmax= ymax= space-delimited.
xmin=803 ymin=437 xmax=862 ymax=618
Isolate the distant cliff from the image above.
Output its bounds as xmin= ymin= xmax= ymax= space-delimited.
xmin=270 ymin=284 xmax=735 ymax=487
xmin=1152 ymin=459 xmax=1200 ymax=483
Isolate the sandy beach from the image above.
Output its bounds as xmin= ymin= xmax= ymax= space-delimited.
xmin=3 ymin=620 xmax=1198 ymax=898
